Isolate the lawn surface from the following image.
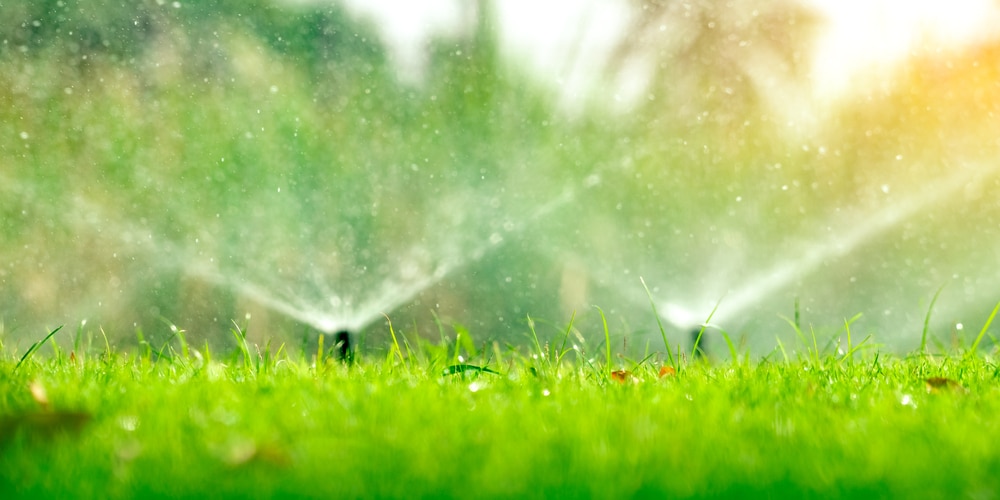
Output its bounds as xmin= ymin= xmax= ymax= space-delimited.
xmin=1 ymin=330 xmax=999 ymax=499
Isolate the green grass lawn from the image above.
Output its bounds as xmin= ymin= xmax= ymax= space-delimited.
xmin=1 ymin=325 xmax=999 ymax=499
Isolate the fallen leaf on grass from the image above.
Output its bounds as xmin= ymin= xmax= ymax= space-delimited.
xmin=611 ymin=370 xmax=637 ymax=383
xmin=659 ymin=366 xmax=676 ymax=378
xmin=0 ymin=380 xmax=92 ymax=446
xmin=925 ymin=377 xmax=967 ymax=394
xmin=0 ymin=410 xmax=92 ymax=446
xmin=219 ymin=439 xmax=291 ymax=468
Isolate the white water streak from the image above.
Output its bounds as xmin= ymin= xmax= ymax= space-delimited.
xmin=665 ymin=163 xmax=996 ymax=326
xmin=207 ymin=183 xmax=584 ymax=333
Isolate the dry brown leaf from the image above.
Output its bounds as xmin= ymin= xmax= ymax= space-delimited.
xmin=659 ymin=366 xmax=676 ymax=378
xmin=925 ymin=377 xmax=966 ymax=393
xmin=0 ymin=410 xmax=92 ymax=444
xmin=221 ymin=439 xmax=291 ymax=468
xmin=610 ymin=370 xmax=634 ymax=383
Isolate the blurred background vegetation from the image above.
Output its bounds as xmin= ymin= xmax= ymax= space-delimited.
xmin=2 ymin=0 xmax=999 ymax=355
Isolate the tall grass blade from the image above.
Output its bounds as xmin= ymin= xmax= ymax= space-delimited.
xmin=556 ymin=311 xmax=576 ymax=365
xmin=384 ymin=314 xmax=404 ymax=366
xmin=230 ymin=319 xmax=252 ymax=370
xmin=527 ymin=315 xmax=545 ymax=363
xmin=775 ymin=335 xmax=789 ymax=363
xmin=966 ymin=299 xmax=1000 ymax=359
xmin=594 ymin=305 xmax=612 ymax=378
xmin=99 ymin=327 xmax=112 ymax=358
xmin=316 ymin=332 xmax=325 ymax=366
xmin=809 ymin=325 xmax=821 ymax=365
xmin=16 ymin=325 xmax=63 ymax=371
xmin=73 ymin=320 xmax=86 ymax=356
xmin=920 ymin=284 xmax=947 ymax=355
xmin=718 ymin=326 xmax=738 ymax=364
xmin=639 ymin=277 xmax=676 ymax=367
xmin=691 ymin=298 xmax=723 ymax=361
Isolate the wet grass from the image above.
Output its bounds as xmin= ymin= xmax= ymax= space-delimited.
xmin=2 ymin=324 xmax=1000 ymax=499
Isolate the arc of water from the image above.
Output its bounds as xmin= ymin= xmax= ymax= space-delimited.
xmin=6 ymin=158 xmax=613 ymax=337
xmin=216 ymin=183 xmax=584 ymax=333
xmin=662 ymin=162 xmax=999 ymax=326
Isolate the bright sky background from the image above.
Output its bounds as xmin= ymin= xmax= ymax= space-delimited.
xmin=808 ymin=0 xmax=1000 ymax=98
xmin=336 ymin=0 xmax=1000 ymax=104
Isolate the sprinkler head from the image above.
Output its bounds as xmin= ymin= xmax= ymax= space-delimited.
xmin=333 ymin=330 xmax=353 ymax=364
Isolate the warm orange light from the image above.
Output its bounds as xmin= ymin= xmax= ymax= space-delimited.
xmin=808 ymin=0 xmax=1000 ymax=98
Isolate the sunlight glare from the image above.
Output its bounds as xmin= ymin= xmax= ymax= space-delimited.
xmin=808 ymin=0 xmax=1000 ymax=98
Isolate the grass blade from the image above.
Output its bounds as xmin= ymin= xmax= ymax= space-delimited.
xmin=717 ymin=326 xmax=738 ymax=364
xmin=231 ymin=319 xmax=252 ymax=371
xmin=691 ymin=298 xmax=723 ymax=361
xmin=966 ymin=299 xmax=1000 ymax=359
xmin=16 ymin=326 xmax=63 ymax=371
xmin=556 ymin=311 xmax=576 ymax=365
xmin=384 ymin=314 xmax=404 ymax=365
xmin=594 ymin=305 xmax=612 ymax=378
xmin=639 ymin=277 xmax=676 ymax=367
xmin=920 ymin=284 xmax=947 ymax=355
xmin=527 ymin=314 xmax=545 ymax=363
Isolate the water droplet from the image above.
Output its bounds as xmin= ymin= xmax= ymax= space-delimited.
xmin=956 ymin=323 xmax=964 ymax=330
xmin=881 ymin=184 xmax=890 ymax=194
xmin=900 ymin=394 xmax=916 ymax=408
xmin=468 ymin=382 xmax=482 ymax=393
xmin=19 ymin=131 xmax=28 ymax=140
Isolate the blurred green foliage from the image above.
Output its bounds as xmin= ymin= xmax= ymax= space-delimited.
xmin=0 ymin=0 xmax=617 ymax=349
xmin=1 ymin=0 xmax=999 ymax=353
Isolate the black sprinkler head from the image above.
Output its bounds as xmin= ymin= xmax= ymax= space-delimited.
xmin=333 ymin=330 xmax=353 ymax=364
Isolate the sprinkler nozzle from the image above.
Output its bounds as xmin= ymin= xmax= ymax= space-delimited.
xmin=333 ymin=330 xmax=353 ymax=364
